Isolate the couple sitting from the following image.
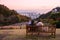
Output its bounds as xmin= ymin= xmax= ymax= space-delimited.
xmin=28 ymin=20 xmax=44 ymax=27
xmin=28 ymin=20 xmax=49 ymax=32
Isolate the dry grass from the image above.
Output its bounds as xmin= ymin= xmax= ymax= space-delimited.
xmin=0 ymin=29 xmax=60 ymax=40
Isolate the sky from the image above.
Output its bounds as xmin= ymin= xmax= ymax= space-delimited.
xmin=0 ymin=0 xmax=60 ymax=13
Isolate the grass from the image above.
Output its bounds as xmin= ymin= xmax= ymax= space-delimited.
xmin=0 ymin=29 xmax=60 ymax=40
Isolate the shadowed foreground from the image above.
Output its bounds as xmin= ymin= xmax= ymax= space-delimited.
xmin=0 ymin=29 xmax=60 ymax=40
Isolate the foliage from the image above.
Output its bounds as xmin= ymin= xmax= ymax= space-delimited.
xmin=37 ymin=7 xmax=60 ymax=28
xmin=0 ymin=4 xmax=30 ymax=26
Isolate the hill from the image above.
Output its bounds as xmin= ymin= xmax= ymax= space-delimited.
xmin=37 ymin=7 xmax=60 ymax=28
xmin=0 ymin=4 xmax=30 ymax=26
xmin=38 ymin=7 xmax=60 ymax=20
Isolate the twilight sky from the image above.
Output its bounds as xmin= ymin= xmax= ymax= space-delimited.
xmin=0 ymin=0 xmax=60 ymax=13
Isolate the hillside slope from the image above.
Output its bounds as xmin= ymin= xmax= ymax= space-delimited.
xmin=0 ymin=4 xmax=30 ymax=26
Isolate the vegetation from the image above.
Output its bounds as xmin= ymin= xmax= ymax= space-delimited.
xmin=37 ymin=7 xmax=60 ymax=28
xmin=0 ymin=4 xmax=30 ymax=26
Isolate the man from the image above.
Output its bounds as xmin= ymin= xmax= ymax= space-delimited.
xmin=28 ymin=20 xmax=31 ymax=25
xmin=28 ymin=20 xmax=34 ymax=25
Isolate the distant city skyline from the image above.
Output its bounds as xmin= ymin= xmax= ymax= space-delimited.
xmin=0 ymin=0 xmax=60 ymax=13
xmin=17 ymin=10 xmax=40 ymax=19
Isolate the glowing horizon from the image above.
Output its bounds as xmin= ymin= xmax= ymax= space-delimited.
xmin=0 ymin=0 xmax=60 ymax=13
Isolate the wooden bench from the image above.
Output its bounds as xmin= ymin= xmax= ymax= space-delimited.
xmin=26 ymin=25 xmax=38 ymax=34
xmin=38 ymin=25 xmax=56 ymax=37
xmin=26 ymin=24 xmax=56 ymax=38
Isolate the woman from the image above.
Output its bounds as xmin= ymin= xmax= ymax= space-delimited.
xmin=36 ymin=20 xmax=44 ymax=27
xmin=36 ymin=20 xmax=44 ymax=32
